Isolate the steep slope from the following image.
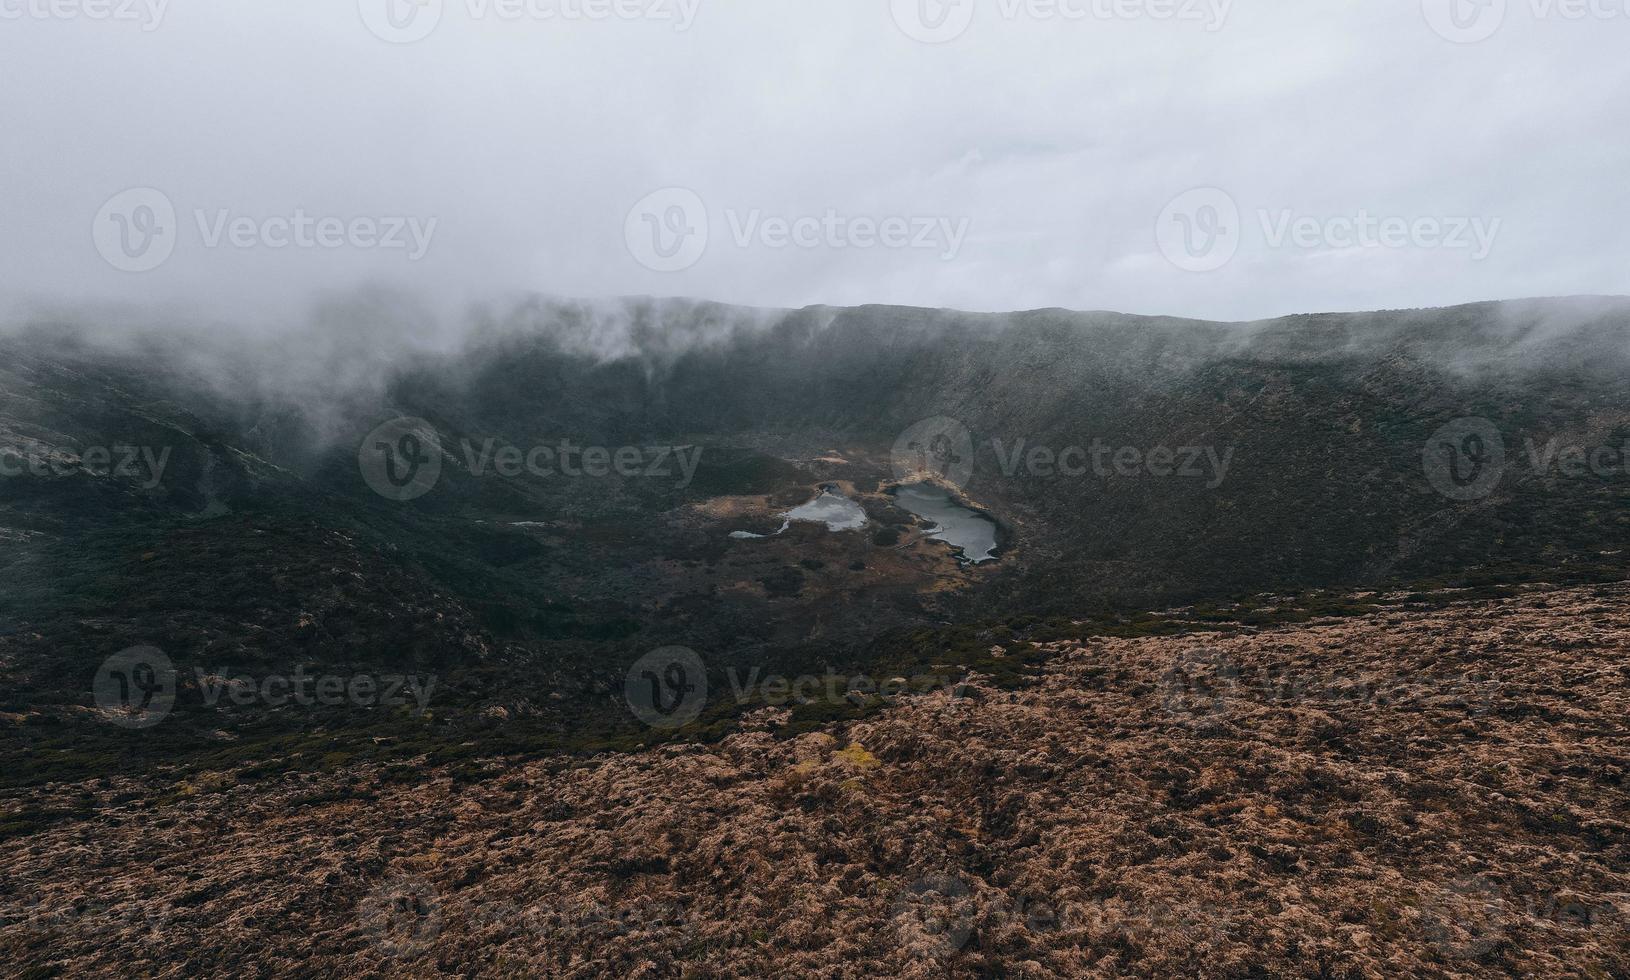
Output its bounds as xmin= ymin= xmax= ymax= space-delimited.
xmin=3 ymin=295 xmax=1629 ymax=789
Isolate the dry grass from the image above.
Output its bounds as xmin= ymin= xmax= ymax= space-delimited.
xmin=3 ymin=585 xmax=1627 ymax=977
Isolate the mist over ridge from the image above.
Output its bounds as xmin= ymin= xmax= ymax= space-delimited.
xmin=10 ymin=289 xmax=1630 ymax=417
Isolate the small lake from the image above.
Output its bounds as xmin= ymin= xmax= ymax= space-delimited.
xmin=891 ymin=483 xmax=1000 ymax=564
xmin=731 ymin=486 xmax=868 ymax=539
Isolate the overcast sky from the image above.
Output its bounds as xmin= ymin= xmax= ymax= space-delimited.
xmin=2 ymin=0 xmax=1626 ymax=326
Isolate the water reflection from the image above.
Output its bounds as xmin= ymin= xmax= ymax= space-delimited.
xmin=890 ymin=483 xmax=1000 ymax=564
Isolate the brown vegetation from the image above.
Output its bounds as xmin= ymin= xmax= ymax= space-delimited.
xmin=3 ymin=584 xmax=1627 ymax=977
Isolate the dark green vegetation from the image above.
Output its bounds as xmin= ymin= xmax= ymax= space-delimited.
xmin=3 ymin=295 xmax=1629 ymax=788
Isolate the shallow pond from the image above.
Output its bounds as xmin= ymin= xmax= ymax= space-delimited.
xmin=890 ymin=483 xmax=1000 ymax=564
xmin=730 ymin=486 xmax=868 ymax=539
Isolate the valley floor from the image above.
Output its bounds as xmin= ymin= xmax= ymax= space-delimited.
xmin=3 ymin=585 xmax=1629 ymax=977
